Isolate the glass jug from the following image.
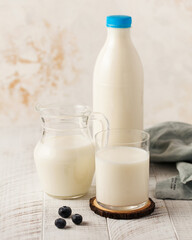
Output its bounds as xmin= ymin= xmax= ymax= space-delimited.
xmin=34 ymin=104 xmax=109 ymax=199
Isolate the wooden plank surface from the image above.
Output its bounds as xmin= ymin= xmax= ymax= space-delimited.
xmin=0 ymin=126 xmax=42 ymax=240
xmin=106 ymin=168 xmax=177 ymax=240
xmin=0 ymin=126 xmax=191 ymax=240
xmin=43 ymin=187 xmax=109 ymax=240
xmin=165 ymin=201 xmax=192 ymax=240
xmin=107 ymin=200 xmax=177 ymax=240
xmin=153 ymin=163 xmax=192 ymax=240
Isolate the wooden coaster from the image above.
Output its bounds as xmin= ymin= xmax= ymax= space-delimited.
xmin=90 ymin=197 xmax=155 ymax=219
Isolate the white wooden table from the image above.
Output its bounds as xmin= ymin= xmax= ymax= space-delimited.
xmin=0 ymin=126 xmax=191 ymax=240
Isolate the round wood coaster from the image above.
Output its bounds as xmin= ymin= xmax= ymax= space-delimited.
xmin=90 ymin=197 xmax=155 ymax=219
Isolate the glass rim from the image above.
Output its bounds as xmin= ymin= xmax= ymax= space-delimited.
xmin=95 ymin=128 xmax=150 ymax=145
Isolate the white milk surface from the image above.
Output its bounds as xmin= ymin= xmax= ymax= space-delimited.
xmin=34 ymin=135 xmax=95 ymax=198
xmin=96 ymin=146 xmax=149 ymax=207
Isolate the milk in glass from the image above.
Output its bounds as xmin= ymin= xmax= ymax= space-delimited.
xmin=96 ymin=146 xmax=149 ymax=208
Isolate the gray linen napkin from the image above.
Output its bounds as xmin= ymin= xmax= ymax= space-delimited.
xmin=155 ymin=162 xmax=192 ymax=199
xmin=147 ymin=121 xmax=192 ymax=163
xmin=146 ymin=122 xmax=192 ymax=200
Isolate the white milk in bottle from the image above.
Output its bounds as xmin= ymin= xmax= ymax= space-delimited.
xmin=93 ymin=15 xmax=143 ymax=132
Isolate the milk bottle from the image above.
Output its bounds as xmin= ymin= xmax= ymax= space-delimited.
xmin=93 ymin=15 xmax=143 ymax=131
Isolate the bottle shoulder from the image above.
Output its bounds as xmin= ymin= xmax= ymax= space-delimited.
xmin=94 ymin=41 xmax=142 ymax=68
xmin=93 ymin=41 xmax=143 ymax=85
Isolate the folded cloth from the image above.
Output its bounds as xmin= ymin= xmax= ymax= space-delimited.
xmin=147 ymin=121 xmax=192 ymax=163
xmin=155 ymin=162 xmax=192 ymax=200
xmin=146 ymin=122 xmax=192 ymax=200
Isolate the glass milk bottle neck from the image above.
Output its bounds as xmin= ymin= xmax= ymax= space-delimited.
xmin=106 ymin=27 xmax=131 ymax=43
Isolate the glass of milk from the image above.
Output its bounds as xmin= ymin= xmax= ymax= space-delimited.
xmin=95 ymin=129 xmax=150 ymax=211
xmin=34 ymin=104 xmax=109 ymax=199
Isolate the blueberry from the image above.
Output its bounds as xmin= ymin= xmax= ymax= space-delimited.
xmin=55 ymin=218 xmax=66 ymax=229
xmin=72 ymin=214 xmax=83 ymax=225
xmin=58 ymin=206 xmax=72 ymax=218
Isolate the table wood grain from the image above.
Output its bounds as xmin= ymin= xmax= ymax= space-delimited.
xmin=0 ymin=126 xmax=191 ymax=240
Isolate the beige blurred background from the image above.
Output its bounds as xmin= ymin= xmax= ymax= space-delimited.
xmin=0 ymin=0 xmax=191 ymax=127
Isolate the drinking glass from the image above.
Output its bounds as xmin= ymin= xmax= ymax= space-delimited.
xmin=95 ymin=129 xmax=150 ymax=211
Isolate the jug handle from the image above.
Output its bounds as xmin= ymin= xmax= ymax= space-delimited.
xmin=87 ymin=112 xmax=109 ymax=143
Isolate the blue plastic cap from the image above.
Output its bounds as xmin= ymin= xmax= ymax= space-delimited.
xmin=106 ymin=15 xmax=132 ymax=28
